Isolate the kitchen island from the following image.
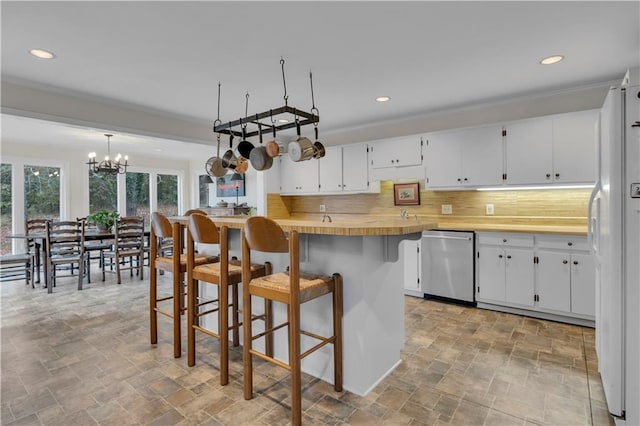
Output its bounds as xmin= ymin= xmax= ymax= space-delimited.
xmin=171 ymin=215 xmax=436 ymax=396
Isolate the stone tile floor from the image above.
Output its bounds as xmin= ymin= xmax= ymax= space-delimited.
xmin=1 ymin=270 xmax=614 ymax=425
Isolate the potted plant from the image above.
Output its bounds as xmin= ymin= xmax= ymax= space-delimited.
xmin=87 ymin=210 xmax=119 ymax=232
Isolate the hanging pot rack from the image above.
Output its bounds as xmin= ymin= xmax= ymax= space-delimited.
xmin=213 ymin=58 xmax=319 ymax=139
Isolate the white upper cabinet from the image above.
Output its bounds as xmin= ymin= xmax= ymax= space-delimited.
xmin=505 ymin=110 xmax=598 ymax=186
xmin=369 ymin=136 xmax=422 ymax=169
xmin=505 ymin=117 xmax=554 ymax=185
xmin=552 ymin=110 xmax=598 ymax=184
xmin=425 ymin=125 xmax=503 ymax=188
xmin=318 ymin=143 xmax=369 ymax=193
xmin=279 ymin=157 xmax=319 ymax=194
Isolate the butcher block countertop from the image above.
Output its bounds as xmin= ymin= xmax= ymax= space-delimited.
xmin=435 ymin=222 xmax=588 ymax=236
xmin=172 ymin=215 xmax=587 ymax=236
xmin=172 ymin=216 xmax=436 ymax=236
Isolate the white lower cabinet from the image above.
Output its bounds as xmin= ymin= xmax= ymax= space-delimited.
xmin=477 ymin=232 xmax=595 ymax=324
xmin=476 ymin=233 xmax=534 ymax=307
xmin=535 ymin=236 xmax=595 ymax=318
xmin=402 ymin=239 xmax=422 ymax=297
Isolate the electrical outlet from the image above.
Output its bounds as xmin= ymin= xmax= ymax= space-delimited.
xmin=320 ymin=204 xmax=326 ymax=213
xmin=441 ymin=204 xmax=452 ymax=215
xmin=486 ymin=204 xmax=494 ymax=215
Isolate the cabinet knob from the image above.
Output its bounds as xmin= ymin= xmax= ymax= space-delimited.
xmin=555 ymin=173 xmax=560 ymax=178
xmin=396 ymin=159 xmax=399 ymax=163
xmin=567 ymin=242 xmax=573 ymax=246
xmin=498 ymin=254 xmax=503 ymax=258
xmin=503 ymin=239 xmax=507 ymax=243
xmin=464 ymin=178 xmax=468 ymax=182
xmin=563 ymin=260 xmax=568 ymax=264
xmin=573 ymin=260 xmax=578 ymax=265
xmin=457 ymin=178 xmax=462 ymax=182
xmin=546 ymin=173 xmax=551 ymax=179
xmin=506 ymin=255 xmax=512 ymax=259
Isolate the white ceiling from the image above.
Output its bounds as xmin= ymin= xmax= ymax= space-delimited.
xmin=1 ymin=1 xmax=639 ymax=154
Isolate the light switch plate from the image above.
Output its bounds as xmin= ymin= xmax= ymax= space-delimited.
xmin=441 ymin=204 xmax=452 ymax=215
xmin=486 ymin=204 xmax=494 ymax=215
xmin=632 ymin=183 xmax=640 ymax=198
xmin=320 ymin=204 xmax=327 ymax=212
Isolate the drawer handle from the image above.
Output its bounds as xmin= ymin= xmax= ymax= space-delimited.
xmin=563 ymin=260 xmax=568 ymax=264
xmin=498 ymin=254 xmax=503 ymax=258
xmin=506 ymin=255 xmax=512 ymax=259
xmin=573 ymin=261 xmax=579 ymax=265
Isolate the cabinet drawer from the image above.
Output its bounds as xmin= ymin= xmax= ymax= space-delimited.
xmin=478 ymin=233 xmax=534 ymax=247
xmin=536 ymin=236 xmax=588 ymax=251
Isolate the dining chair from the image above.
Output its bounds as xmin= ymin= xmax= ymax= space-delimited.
xmin=45 ymin=219 xmax=88 ymax=291
xmin=186 ymin=213 xmax=269 ymax=385
xmin=25 ymin=218 xmax=49 ymax=285
xmin=77 ymin=217 xmax=113 ymax=284
xmin=241 ymin=216 xmax=343 ymax=426
xmin=101 ymin=216 xmax=145 ymax=284
xmin=0 ymin=253 xmax=34 ymax=285
xmin=149 ymin=212 xmax=218 ymax=358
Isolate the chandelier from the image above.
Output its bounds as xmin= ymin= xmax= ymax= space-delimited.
xmin=87 ymin=133 xmax=129 ymax=174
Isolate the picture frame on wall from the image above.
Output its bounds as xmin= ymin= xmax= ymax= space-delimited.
xmin=216 ymin=174 xmax=245 ymax=197
xmin=393 ymin=182 xmax=420 ymax=206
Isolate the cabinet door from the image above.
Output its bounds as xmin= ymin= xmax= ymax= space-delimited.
xmin=403 ymin=240 xmax=421 ymax=292
xmin=280 ymin=158 xmax=319 ymax=194
xmin=370 ymin=136 xmax=422 ymax=169
xmin=552 ymin=110 xmax=598 ymax=184
xmin=342 ymin=144 xmax=369 ymax=192
xmin=477 ymin=246 xmax=505 ymax=302
xmin=570 ymin=253 xmax=596 ymax=317
xmin=424 ymin=132 xmax=461 ymax=188
xmin=504 ymin=248 xmax=535 ymax=307
xmin=319 ymin=146 xmax=343 ymax=193
xmin=460 ymin=126 xmax=504 ymax=187
xmin=536 ymin=250 xmax=571 ymax=312
xmin=505 ymin=118 xmax=553 ymax=185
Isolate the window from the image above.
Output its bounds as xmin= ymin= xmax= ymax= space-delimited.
xmin=24 ymin=165 xmax=60 ymax=222
xmin=89 ymin=170 xmax=117 ymax=213
xmin=1 ymin=163 xmax=12 ymax=255
xmin=157 ymin=174 xmax=179 ymax=216
xmin=126 ymin=172 xmax=150 ymax=226
xmin=198 ymin=175 xmax=213 ymax=208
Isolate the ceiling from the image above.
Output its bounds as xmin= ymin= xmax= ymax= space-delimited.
xmin=1 ymin=1 xmax=639 ymax=155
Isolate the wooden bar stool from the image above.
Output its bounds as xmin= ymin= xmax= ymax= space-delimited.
xmin=149 ymin=212 xmax=217 ymax=358
xmin=186 ymin=214 xmax=270 ymax=385
xmin=241 ymin=216 xmax=343 ymax=426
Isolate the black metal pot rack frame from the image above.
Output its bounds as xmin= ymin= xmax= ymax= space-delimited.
xmin=213 ymin=106 xmax=319 ymax=138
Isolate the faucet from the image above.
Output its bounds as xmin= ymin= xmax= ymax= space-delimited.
xmin=322 ymin=213 xmax=332 ymax=223
xmin=400 ymin=210 xmax=409 ymax=220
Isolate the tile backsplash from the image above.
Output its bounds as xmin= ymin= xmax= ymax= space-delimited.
xmin=268 ymin=181 xmax=592 ymax=221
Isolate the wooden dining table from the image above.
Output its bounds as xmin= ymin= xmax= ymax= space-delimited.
xmin=8 ymin=229 xmax=150 ymax=293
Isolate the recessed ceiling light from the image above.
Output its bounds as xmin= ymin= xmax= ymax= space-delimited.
xmin=375 ymin=96 xmax=391 ymax=103
xmin=278 ymin=119 xmax=289 ymax=123
xmin=29 ymin=48 xmax=56 ymax=59
xmin=540 ymin=55 xmax=564 ymax=65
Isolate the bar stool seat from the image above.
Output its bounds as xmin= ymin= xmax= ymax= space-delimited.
xmin=241 ymin=216 xmax=343 ymax=426
xmin=150 ymin=212 xmax=218 ymax=359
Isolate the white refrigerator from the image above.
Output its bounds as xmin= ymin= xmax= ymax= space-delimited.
xmin=589 ymin=67 xmax=640 ymax=425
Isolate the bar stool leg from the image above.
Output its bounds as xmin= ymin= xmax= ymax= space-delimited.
xmin=232 ymin=284 xmax=240 ymax=347
xmin=333 ymin=273 xmax=343 ymax=392
xmin=219 ymin=279 xmax=229 ymax=385
xmin=289 ymin=301 xmax=302 ymax=426
xmin=150 ymin=263 xmax=158 ymax=345
xmin=243 ymin=292 xmax=253 ymax=400
xmin=187 ymin=277 xmax=198 ymax=367
xmin=173 ymin=264 xmax=181 ymax=358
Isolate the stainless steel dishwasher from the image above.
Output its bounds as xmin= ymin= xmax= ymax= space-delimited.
xmin=421 ymin=230 xmax=475 ymax=305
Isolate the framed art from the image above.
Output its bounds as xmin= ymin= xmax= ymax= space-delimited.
xmin=393 ymin=182 xmax=420 ymax=206
xmin=216 ymin=174 xmax=245 ymax=197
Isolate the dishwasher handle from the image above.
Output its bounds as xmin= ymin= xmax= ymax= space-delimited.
xmin=421 ymin=234 xmax=472 ymax=241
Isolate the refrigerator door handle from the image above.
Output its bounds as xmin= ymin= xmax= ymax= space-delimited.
xmin=588 ymin=183 xmax=602 ymax=254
